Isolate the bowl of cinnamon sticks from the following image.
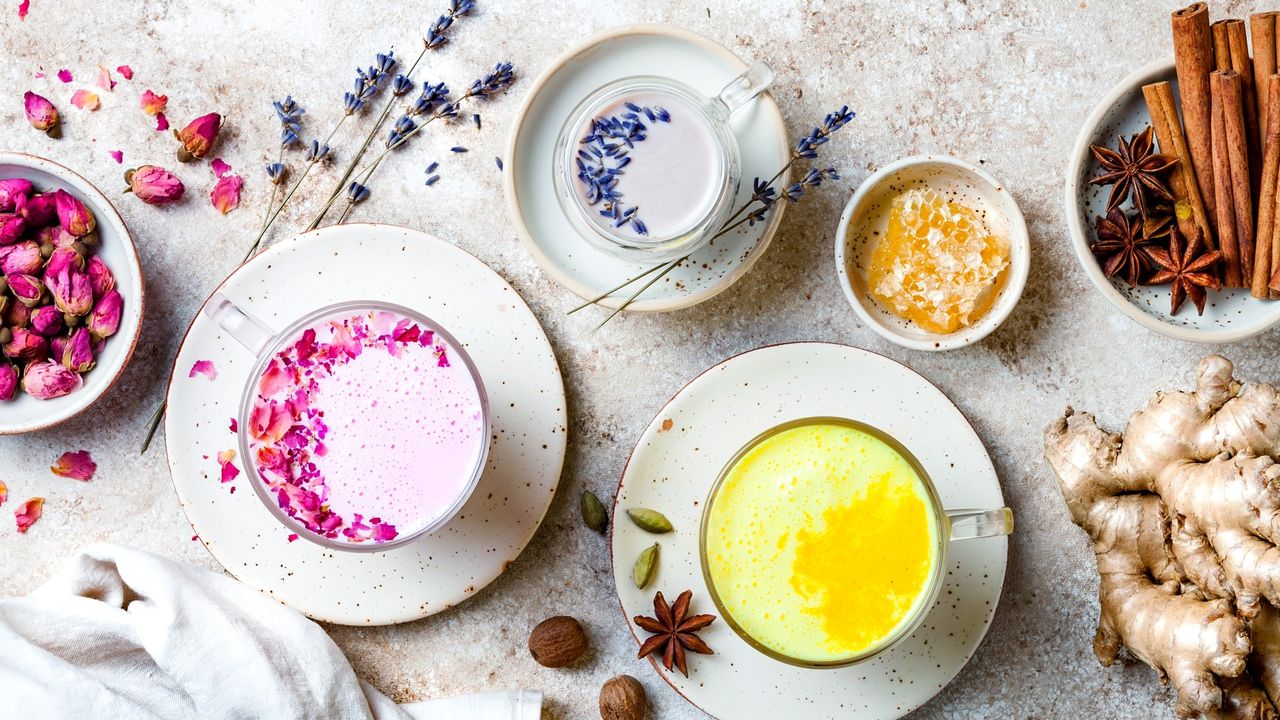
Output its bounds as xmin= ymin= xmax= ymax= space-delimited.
xmin=1066 ymin=3 xmax=1280 ymax=343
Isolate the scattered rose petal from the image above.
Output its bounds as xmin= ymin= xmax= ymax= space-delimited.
xmin=229 ymin=417 xmax=238 ymax=433
xmin=0 ymin=480 xmax=7 ymax=505
xmin=139 ymin=89 xmax=166 ymax=115
xmin=18 ymin=0 xmax=28 ymax=19
xmin=95 ymin=65 xmax=116 ymax=92
xmin=189 ymin=359 xmax=217 ymax=380
xmin=116 ymin=65 xmax=133 ymax=80
xmin=217 ymin=449 xmax=239 ymax=483
xmin=191 ymin=534 xmax=198 ymax=541
xmin=33 ymin=71 xmax=44 ymax=79
xmin=108 ymin=149 xmax=123 ymax=164
xmin=15 ymin=497 xmax=42 ymax=533
xmin=210 ymin=158 xmax=231 ymax=178
xmin=209 ymin=174 xmax=243 ymax=215
xmin=287 ymin=533 xmax=298 ymax=543
xmin=70 ymin=89 xmax=100 ymax=111
xmin=56 ymin=69 xmax=72 ymax=83
xmin=155 ymin=113 xmax=168 ymax=131
xmin=51 ymin=450 xmax=95 ymax=480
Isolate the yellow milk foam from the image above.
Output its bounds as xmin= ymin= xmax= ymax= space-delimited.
xmin=705 ymin=423 xmax=939 ymax=663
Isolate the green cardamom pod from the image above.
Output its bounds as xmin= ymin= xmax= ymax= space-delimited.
xmin=633 ymin=543 xmax=659 ymax=589
xmin=580 ymin=490 xmax=609 ymax=533
xmin=626 ymin=508 xmax=673 ymax=534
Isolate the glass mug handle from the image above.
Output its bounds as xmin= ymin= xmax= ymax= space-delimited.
xmin=714 ymin=60 xmax=775 ymax=116
xmin=205 ymin=293 xmax=276 ymax=356
xmin=946 ymin=508 xmax=1014 ymax=540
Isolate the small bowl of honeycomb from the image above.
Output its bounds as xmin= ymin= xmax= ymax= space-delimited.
xmin=835 ymin=155 xmax=1030 ymax=351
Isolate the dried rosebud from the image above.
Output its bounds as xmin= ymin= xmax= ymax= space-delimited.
xmin=4 ymin=299 xmax=30 ymax=328
xmin=175 ymin=112 xmax=222 ymax=162
xmin=53 ymin=189 xmax=95 ymax=237
xmin=34 ymin=224 xmax=76 ymax=249
xmin=125 ymin=165 xmax=185 ymax=205
xmin=48 ymin=267 xmax=92 ymax=316
xmin=0 ymin=214 xmax=26 ymax=246
xmin=7 ymin=273 xmax=44 ymax=307
xmin=16 ymin=192 xmax=55 ymax=227
xmin=0 ymin=363 xmax=16 ymax=401
xmin=23 ymin=91 xmax=60 ymax=137
xmin=0 ymin=178 xmax=33 ymax=212
xmin=0 ymin=241 xmax=42 ymax=276
xmin=44 ymin=245 xmax=85 ymax=280
xmin=48 ymin=334 xmax=67 ymax=360
xmin=88 ymin=290 xmax=122 ymax=339
xmin=23 ymin=359 xmax=81 ymax=399
xmin=61 ymin=327 xmax=94 ymax=372
xmin=29 ymin=305 xmax=63 ymax=337
xmin=2 ymin=327 xmax=47 ymax=361
xmin=87 ymin=255 xmax=114 ymax=299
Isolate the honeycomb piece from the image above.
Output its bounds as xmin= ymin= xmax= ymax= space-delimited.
xmin=867 ymin=188 xmax=1010 ymax=334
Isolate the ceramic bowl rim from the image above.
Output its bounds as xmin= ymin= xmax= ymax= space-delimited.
xmin=0 ymin=150 xmax=144 ymax=434
xmin=834 ymin=154 xmax=1030 ymax=352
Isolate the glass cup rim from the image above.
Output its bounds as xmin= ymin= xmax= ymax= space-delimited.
xmin=554 ymin=74 xmax=739 ymax=254
xmin=236 ymin=299 xmax=491 ymax=553
xmin=698 ymin=416 xmax=949 ymax=668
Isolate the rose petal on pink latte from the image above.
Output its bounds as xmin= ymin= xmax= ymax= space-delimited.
xmin=51 ymin=450 xmax=95 ymax=480
xmin=258 ymin=358 xmax=290 ymax=396
xmin=70 ymin=90 xmax=100 ymax=111
xmin=15 ymin=497 xmax=43 ymax=533
xmin=249 ymin=401 xmax=292 ymax=444
xmin=188 ymin=359 xmax=217 ymax=381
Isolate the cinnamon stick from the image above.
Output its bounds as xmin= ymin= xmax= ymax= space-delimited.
xmin=1252 ymin=13 xmax=1280 ymax=149
xmin=1254 ymin=76 xmax=1280 ymax=298
xmin=1143 ymin=81 xmax=1214 ymax=250
xmin=1212 ymin=71 xmax=1251 ymax=287
xmin=1174 ymin=3 xmax=1218 ymax=233
xmin=1212 ymin=20 xmax=1261 ymax=208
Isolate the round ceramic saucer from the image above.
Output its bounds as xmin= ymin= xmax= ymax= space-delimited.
xmin=504 ymin=24 xmax=790 ymax=312
xmin=611 ymin=343 xmax=1008 ymax=719
xmin=164 ymin=224 xmax=566 ymax=625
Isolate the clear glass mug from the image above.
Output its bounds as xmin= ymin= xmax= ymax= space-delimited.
xmin=204 ymin=296 xmax=491 ymax=553
xmin=553 ymin=62 xmax=775 ymax=263
xmin=699 ymin=417 xmax=1013 ymax=667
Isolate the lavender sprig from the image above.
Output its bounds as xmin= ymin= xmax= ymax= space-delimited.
xmin=571 ymin=106 xmax=853 ymax=330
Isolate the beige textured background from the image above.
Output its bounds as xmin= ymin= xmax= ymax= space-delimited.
xmin=0 ymin=1 xmax=1268 ymax=717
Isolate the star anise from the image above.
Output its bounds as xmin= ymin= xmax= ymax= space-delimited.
xmin=1089 ymin=126 xmax=1177 ymax=218
xmin=634 ymin=590 xmax=715 ymax=677
xmin=1092 ymin=208 xmax=1159 ymax=286
xmin=1147 ymin=228 xmax=1223 ymax=316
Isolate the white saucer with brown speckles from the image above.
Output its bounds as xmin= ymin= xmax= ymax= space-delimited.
xmin=504 ymin=24 xmax=790 ymax=312
xmin=611 ymin=342 xmax=1008 ymax=719
xmin=164 ymin=224 xmax=566 ymax=626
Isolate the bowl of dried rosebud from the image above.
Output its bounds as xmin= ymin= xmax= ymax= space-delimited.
xmin=0 ymin=152 xmax=143 ymax=433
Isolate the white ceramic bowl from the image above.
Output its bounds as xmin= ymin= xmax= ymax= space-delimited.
xmin=0 ymin=152 xmax=144 ymax=433
xmin=1065 ymin=57 xmax=1280 ymax=343
xmin=835 ymin=155 xmax=1030 ymax=351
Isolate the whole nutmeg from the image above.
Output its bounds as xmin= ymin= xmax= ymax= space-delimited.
xmin=528 ymin=615 xmax=588 ymax=668
xmin=599 ymin=675 xmax=646 ymax=720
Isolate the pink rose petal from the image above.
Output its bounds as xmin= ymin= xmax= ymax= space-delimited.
xmin=95 ymin=65 xmax=116 ymax=92
xmin=70 ymin=89 xmax=99 ymax=111
xmin=209 ymin=174 xmax=243 ymax=215
xmin=33 ymin=71 xmax=44 ymax=79
xmin=116 ymin=65 xmax=133 ymax=80
xmin=108 ymin=150 xmax=123 ymax=164
xmin=15 ymin=497 xmax=42 ymax=533
xmin=51 ymin=450 xmax=95 ymax=481
xmin=155 ymin=112 xmax=168 ymax=131
xmin=210 ymin=158 xmax=231 ymax=178
xmin=139 ymin=89 xmax=167 ymax=115
xmin=287 ymin=533 xmax=298 ymax=543
xmin=0 ymin=480 xmax=7 ymax=506
xmin=229 ymin=417 xmax=238 ymax=433
xmin=217 ymin=449 xmax=239 ymax=483
xmin=189 ymin=359 xmax=217 ymax=381
xmin=18 ymin=0 xmax=28 ymax=19
xmin=56 ymin=69 xmax=72 ymax=83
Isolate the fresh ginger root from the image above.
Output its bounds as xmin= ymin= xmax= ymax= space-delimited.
xmin=1045 ymin=356 xmax=1280 ymax=719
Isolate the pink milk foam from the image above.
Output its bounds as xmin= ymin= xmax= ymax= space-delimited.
xmin=246 ymin=310 xmax=484 ymax=545
xmin=577 ymin=90 xmax=721 ymax=239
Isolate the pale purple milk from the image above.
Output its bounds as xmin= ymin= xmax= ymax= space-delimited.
xmin=576 ymin=90 xmax=721 ymax=239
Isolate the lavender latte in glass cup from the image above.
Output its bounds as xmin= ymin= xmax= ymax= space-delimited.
xmin=554 ymin=62 xmax=774 ymax=263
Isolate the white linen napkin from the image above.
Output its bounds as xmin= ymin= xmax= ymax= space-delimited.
xmin=0 ymin=543 xmax=541 ymax=720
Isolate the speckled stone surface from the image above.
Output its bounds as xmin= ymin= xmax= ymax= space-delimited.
xmin=0 ymin=1 xmax=1267 ymax=718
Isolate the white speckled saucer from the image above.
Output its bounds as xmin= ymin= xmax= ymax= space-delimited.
xmin=504 ymin=24 xmax=790 ymax=311
xmin=611 ymin=342 xmax=1008 ymax=719
xmin=164 ymin=224 xmax=566 ymax=625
